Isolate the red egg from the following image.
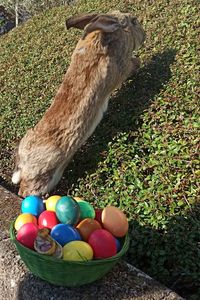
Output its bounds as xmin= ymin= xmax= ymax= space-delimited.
xmin=95 ymin=209 xmax=103 ymax=225
xmin=16 ymin=222 xmax=38 ymax=249
xmin=38 ymin=210 xmax=59 ymax=230
xmin=76 ymin=218 xmax=102 ymax=241
xmin=88 ymin=229 xmax=117 ymax=259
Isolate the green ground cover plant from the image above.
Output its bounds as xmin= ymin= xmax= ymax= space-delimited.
xmin=0 ymin=0 xmax=199 ymax=298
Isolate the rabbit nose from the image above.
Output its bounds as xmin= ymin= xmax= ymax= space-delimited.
xmin=18 ymin=181 xmax=30 ymax=198
xmin=18 ymin=187 xmax=26 ymax=198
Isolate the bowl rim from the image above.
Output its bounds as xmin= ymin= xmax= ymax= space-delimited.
xmin=10 ymin=220 xmax=130 ymax=265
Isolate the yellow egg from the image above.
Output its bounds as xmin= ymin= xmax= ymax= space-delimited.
xmin=63 ymin=241 xmax=93 ymax=261
xmin=102 ymin=206 xmax=129 ymax=237
xmin=45 ymin=195 xmax=61 ymax=211
xmin=14 ymin=213 xmax=37 ymax=231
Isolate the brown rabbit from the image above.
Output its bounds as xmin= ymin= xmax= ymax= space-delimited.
xmin=12 ymin=11 xmax=146 ymax=197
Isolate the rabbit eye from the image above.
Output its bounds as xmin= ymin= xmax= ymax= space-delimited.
xmin=131 ymin=17 xmax=137 ymax=25
xmin=121 ymin=17 xmax=128 ymax=28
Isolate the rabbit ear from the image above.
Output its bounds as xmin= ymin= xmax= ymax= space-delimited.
xmin=66 ymin=13 xmax=98 ymax=30
xmin=85 ymin=15 xmax=120 ymax=34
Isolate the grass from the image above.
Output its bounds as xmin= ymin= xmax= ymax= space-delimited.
xmin=0 ymin=0 xmax=199 ymax=298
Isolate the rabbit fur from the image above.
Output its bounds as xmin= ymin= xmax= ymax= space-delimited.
xmin=12 ymin=11 xmax=146 ymax=197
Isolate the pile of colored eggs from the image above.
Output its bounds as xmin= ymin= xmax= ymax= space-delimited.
xmin=14 ymin=195 xmax=129 ymax=262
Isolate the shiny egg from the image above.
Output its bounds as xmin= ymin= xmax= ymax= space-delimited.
xmin=63 ymin=241 xmax=93 ymax=261
xmin=38 ymin=210 xmax=59 ymax=230
xmin=75 ymin=199 xmax=95 ymax=220
xmin=55 ymin=196 xmax=80 ymax=225
xmin=76 ymin=218 xmax=102 ymax=241
xmin=45 ymin=195 xmax=61 ymax=211
xmin=14 ymin=213 xmax=37 ymax=231
xmin=21 ymin=195 xmax=45 ymax=217
xmin=16 ymin=222 xmax=38 ymax=249
xmin=51 ymin=224 xmax=81 ymax=246
xmin=88 ymin=229 xmax=117 ymax=259
xmin=102 ymin=206 xmax=128 ymax=237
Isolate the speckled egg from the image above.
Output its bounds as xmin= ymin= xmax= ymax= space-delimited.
xmin=55 ymin=196 xmax=80 ymax=225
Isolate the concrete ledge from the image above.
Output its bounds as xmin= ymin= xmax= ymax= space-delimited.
xmin=0 ymin=185 xmax=184 ymax=300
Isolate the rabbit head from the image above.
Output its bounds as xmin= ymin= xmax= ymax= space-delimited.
xmin=66 ymin=11 xmax=145 ymax=52
xmin=12 ymin=128 xmax=66 ymax=197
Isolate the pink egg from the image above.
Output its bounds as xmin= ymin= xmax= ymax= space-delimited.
xmin=38 ymin=210 xmax=59 ymax=230
xmin=16 ymin=222 xmax=38 ymax=249
xmin=88 ymin=229 xmax=117 ymax=259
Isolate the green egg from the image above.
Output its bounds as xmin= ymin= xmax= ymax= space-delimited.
xmin=55 ymin=196 xmax=80 ymax=225
xmin=75 ymin=199 xmax=95 ymax=220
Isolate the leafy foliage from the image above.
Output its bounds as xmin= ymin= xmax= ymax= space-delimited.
xmin=0 ymin=0 xmax=199 ymax=298
xmin=0 ymin=0 xmax=73 ymax=19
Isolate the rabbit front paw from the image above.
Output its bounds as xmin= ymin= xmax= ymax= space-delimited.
xmin=130 ymin=56 xmax=141 ymax=76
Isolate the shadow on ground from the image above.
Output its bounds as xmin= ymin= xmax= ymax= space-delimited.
xmin=127 ymin=202 xmax=200 ymax=299
xmin=55 ymin=48 xmax=177 ymax=193
xmin=16 ymin=260 xmax=179 ymax=300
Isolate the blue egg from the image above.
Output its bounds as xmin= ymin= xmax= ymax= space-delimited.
xmin=115 ymin=238 xmax=121 ymax=252
xmin=21 ymin=195 xmax=45 ymax=217
xmin=51 ymin=224 xmax=81 ymax=246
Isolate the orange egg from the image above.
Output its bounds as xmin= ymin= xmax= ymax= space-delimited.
xmin=76 ymin=218 xmax=102 ymax=241
xmin=73 ymin=196 xmax=83 ymax=201
xmin=102 ymin=206 xmax=128 ymax=237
